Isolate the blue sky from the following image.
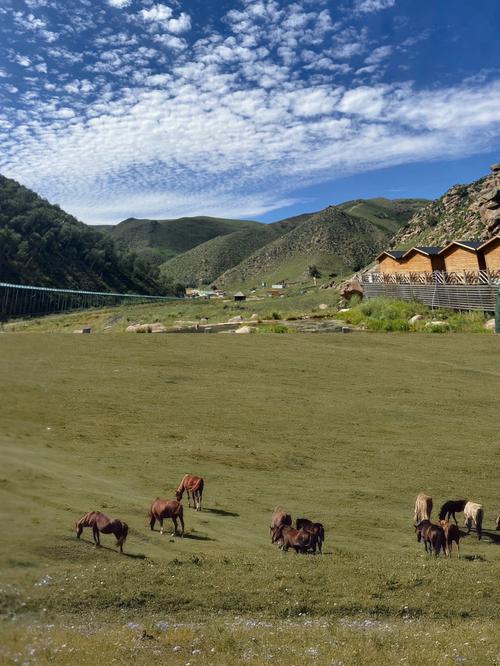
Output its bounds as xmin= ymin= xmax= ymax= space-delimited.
xmin=1 ymin=0 xmax=499 ymax=225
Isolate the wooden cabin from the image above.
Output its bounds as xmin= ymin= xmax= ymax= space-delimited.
xmin=478 ymin=235 xmax=500 ymax=271
xmin=439 ymin=241 xmax=485 ymax=272
xmin=399 ymin=247 xmax=444 ymax=272
xmin=376 ymin=250 xmax=405 ymax=273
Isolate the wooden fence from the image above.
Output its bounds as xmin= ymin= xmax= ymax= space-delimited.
xmin=361 ymin=271 xmax=500 ymax=311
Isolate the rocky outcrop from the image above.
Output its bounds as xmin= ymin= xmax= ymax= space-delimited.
xmin=392 ymin=163 xmax=500 ymax=246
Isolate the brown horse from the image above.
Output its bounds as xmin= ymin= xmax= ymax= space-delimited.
xmin=295 ymin=518 xmax=325 ymax=553
xmin=176 ymin=474 xmax=204 ymax=511
xmin=270 ymin=506 xmax=292 ymax=544
xmin=149 ymin=498 xmax=184 ymax=536
xmin=75 ymin=511 xmax=128 ymax=553
xmin=439 ymin=520 xmax=461 ymax=558
xmin=415 ymin=520 xmax=445 ymax=556
xmin=274 ymin=525 xmax=318 ymax=554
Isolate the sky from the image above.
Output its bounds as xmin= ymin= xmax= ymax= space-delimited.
xmin=1 ymin=0 xmax=500 ymax=225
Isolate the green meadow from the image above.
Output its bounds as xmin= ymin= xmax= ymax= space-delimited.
xmin=0 ymin=332 xmax=499 ymax=665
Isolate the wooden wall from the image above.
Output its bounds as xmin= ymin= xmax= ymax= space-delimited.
xmin=442 ymin=246 xmax=484 ymax=272
xmin=483 ymin=238 xmax=500 ymax=270
xmin=378 ymin=256 xmax=402 ymax=273
xmin=400 ymin=251 xmax=444 ymax=272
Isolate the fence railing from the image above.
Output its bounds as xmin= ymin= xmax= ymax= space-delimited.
xmin=362 ymin=270 xmax=500 ymax=285
xmin=0 ymin=282 xmax=182 ymax=320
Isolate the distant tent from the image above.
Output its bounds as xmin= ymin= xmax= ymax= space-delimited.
xmin=234 ymin=291 xmax=246 ymax=301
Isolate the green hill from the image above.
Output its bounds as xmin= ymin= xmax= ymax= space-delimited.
xmin=158 ymin=212 xmax=311 ymax=286
xmin=339 ymin=198 xmax=430 ymax=235
xmin=0 ymin=175 xmax=159 ymax=293
xmin=217 ymin=204 xmax=412 ymax=287
xmin=99 ymin=215 xmax=263 ymax=266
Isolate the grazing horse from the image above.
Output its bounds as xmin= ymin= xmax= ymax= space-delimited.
xmin=439 ymin=520 xmax=461 ymax=558
xmin=149 ymin=498 xmax=184 ymax=536
xmin=464 ymin=501 xmax=483 ymax=540
xmin=274 ymin=525 xmax=318 ymax=554
xmin=496 ymin=514 xmax=500 ymax=531
xmin=438 ymin=499 xmax=467 ymax=524
xmin=75 ymin=511 xmax=128 ymax=553
xmin=414 ymin=493 xmax=433 ymax=524
xmin=176 ymin=474 xmax=204 ymax=511
xmin=295 ymin=518 xmax=325 ymax=553
xmin=270 ymin=506 xmax=292 ymax=544
xmin=415 ymin=520 xmax=445 ymax=556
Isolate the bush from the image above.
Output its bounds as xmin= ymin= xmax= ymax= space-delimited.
xmin=257 ymin=324 xmax=291 ymax=334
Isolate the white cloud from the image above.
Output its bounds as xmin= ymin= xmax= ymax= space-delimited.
xmin=140 ymin=4 xmax=173 ymax=24
xmin=355 ymin=0 xmax=396 ymax=13
xmin=107 ymin=0 xmax=132 ymax=7
xmin=364 ymin=45 xmax=392 ymax=65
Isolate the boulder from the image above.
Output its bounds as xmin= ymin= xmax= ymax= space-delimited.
xmin=235 ymin=325 xmax=252 ymax=334
xmin=340 ymin=279 xmax=363 ymax=301
xmin=491 ymin=163 xmax=500 ymax=173
xmin=425 ymin=320 xmax=448 ymax=328
xmin=228 ymin=315 xmax=244 ymax=323
xmin=409 ymin=314 xmax=424 ymax=325
xmin=150 ymin=323 xmax=167 ymax=333
xmin=126 ymin=323 xmax=166 ymax=333
xmin=484 ymin=318 xmax=496 ymax=331
xmin=250 ymin=313 xmax=260 ymax=321
xmin=318 ymin=303 xmax=328 ymax=310
xmin=338 ymin=308 xmax=350 ymax=313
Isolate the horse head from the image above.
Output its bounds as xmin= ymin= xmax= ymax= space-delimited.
xmin=175 ymin=489 xmax=183 ymax=501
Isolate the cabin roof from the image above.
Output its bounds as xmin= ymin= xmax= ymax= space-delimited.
xmin=234 ymin=291 xmax=246 ymax=297
xmin=478 ymin=235 xmax=500 ymax=251
xmin=376 ymin=250 xmax=405 ymax=260
xmin=439 ymin=240 xmax=482 ymax=253
xmin=402 ymin=246 xmax=442 ymax=258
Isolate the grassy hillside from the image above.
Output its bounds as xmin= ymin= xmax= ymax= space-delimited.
xmin=0 ymin=334 xmax=498 ymax=664
xmin=218 ymin=206 xmax=391 ymax=286
xmin=100 ymin=216 xmax=263 ymax=266
xmin=339 ymin=198 xmax=429 ymax=235
xmin=158 ymin=214 xmax=309 ymax=286
xmin=0 ymin=175 xmax=160 ymax=293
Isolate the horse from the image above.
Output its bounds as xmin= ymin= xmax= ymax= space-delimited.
xmin=415 ymin=520 xmax=445 ymax=556
xmin=295 ymin=518 xmax=325 ymax=553
xmin=149 ymin=498 xmax=184 ymax=536
xmin=176 ymin=474 xmax=204 ymax=511
xmin=439 ymin=520 xmax=461 ymax=558
xmin=438 ymin=499 xmax=467 ymax=524
xmin=496 ymin=514 xmax=500 ymax=531
xmin=414 ymin=493 xmax=433 ymax=523
xmin=464 ymin=501 xmax=483 ymax=540
xmin=75 ymin=511 xmax=128 ymax=553
xmin=274 ymin=525 xmax=318 ymax=554
xmin=270 ymin=506 xmax=292 ymax=544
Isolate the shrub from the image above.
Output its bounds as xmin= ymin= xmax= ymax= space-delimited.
xmin=257 ymin=324 xmax=291 ymax=334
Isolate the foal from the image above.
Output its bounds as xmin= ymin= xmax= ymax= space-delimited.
xmin=75 ymin=511 xmax=128 ymax=553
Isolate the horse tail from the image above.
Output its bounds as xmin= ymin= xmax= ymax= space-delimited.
xmin=476 ymin=507 xmax=483 ymax=540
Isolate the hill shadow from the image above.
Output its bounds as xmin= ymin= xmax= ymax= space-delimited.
xmin=204 ymin=507 xmax=239 ymax=517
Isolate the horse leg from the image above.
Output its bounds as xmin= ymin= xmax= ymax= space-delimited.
xmin=150 ymin=514 xmax=156 ymax=531
xmin=179 ymin=512 xmax=184 ymax=537
xmin=186 ymin=489 xmax=191 ymax=508
xmin=196 ymin=490 xmax=200 ymax=511
xmin=171 ymin=516 xmax=177 ymax=537
xmin=159 ymin=519 xmax=164 ymax=535
xmin=93 ymin=526 xmax=100 ymax=548
xmin=452 ymin=512 xmax=458 ymax=525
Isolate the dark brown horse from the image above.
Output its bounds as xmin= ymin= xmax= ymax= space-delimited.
xmin=295 ymin=518 xmax=325 ymax=553
xmin=438 ymin=499 xmax=467 ymax=524
xmin=176 ymin=474 xmax=204 ymax=511
xmin=274 ymin=525 xmax=318 ymax=554
xmin=149 ymin=498 xmax=184 ymax=536
xmin=415 ymin=520 xmax=445 ymax=556
xmin=75 ymin=511 xmax=128 ymax=553
xmin=270 ymin=505 xmax=292 ymax=544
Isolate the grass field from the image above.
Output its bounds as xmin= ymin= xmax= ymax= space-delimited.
xmin=1 ymin=333 xmax=499 ymax=664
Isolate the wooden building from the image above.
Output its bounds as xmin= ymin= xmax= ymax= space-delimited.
xmin=376 ymin=250 xmax=405 ymax=273
xmin=234 ymin=291 xmax=246 ymax=302
xmin=478 ymin=235 xmax=500 ymax=271
xmin=399 ymin=246 xmax=444 ymax=272
xmin=439 ymin=241 xmax=485 ymax=272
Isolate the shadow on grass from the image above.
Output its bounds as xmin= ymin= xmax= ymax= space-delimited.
xmin=480 ymin=530 xmax=500 ymax=545
xmin=204 ymin=507 xmax=239 ymax=517
xmin=183 ymin=533 xmax=215 ymax=541
xmin=77 ymin=537 xmax=146 ymax=559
